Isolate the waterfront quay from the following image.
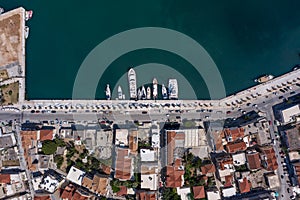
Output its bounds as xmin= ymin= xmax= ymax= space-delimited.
xmin=10 ymin=67 xmax=300 ymax=115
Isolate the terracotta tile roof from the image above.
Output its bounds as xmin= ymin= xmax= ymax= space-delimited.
xmin=201 ymin=164 xmax=216 ymax=175
xmin=92 ymin=175 xmax=108 ymax=195
xmin=115 ymin=148 xmax=132 ymax=180
xmin=239 ymin=177 xmax=251 ymax=193
xmin=167 ymin=131 xmax=185 ymax=165
xmin=165 ymin=165 xmax=185 ymax=188
xmin=136 ymin=191 xmax=157 ymax=200
xmin=34 ymin=196 xmax=51 ymax=200
xmin=224 ymin=128 xmax=245 ymax=142
xmin=82 ymin=176 xmax=93 ymax=190
xmin=72 ymin=192 xmax=88 ymax=200
xmin=0 ymin=174 xmax=10 ymax=184
xmin=39 ymin=130 xmax=53 ymax=141
xmin=102 ymin=164 xmax=111 ymax=175
xmin=224 ymin=175 xmax=233 ymax=187
xmin=260 ymin=146 xmax=278 ymax=171
xmin=116 ymin=186 xmax=127 ymax=196
xmin=21 ymin=131 xmax=38 ymax=171
xmin=226 ymin=141 xmax=247 ymax=154
xmin=129 ymin=130 xmax=138 ymax=153
xmin=212 ymin=130 xmax=224 ymax=151
xmin=218 ymin=156 xmax=233 ymax=170
xmin=193 ymin=186 xmax=205 ymax=199
xmin=61 ymin=184 xmax=75 ymax=199
xmin=246 ymin=152 xmax=261 ymax=170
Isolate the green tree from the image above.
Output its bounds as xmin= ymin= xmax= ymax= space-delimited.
xmin=54 ymin=155 xmax=64 ymax=169
xmin=42 ymin=140 xmax=58 ymax=155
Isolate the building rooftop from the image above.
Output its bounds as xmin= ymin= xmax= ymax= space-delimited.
xmin=201 ymin=163 xmax=216 ymax=175
xmin=165 ymin=163 xmax=185 ymax=188
xmin=140 ymin=149 xmax=157 ymax=162
xmin=232 ymin=152 xmax=246 ymax=166
xmin=280 ymin=104 xmax=300 ymax=123
xmin=129 ymin=130 xmax=138 ymax=153
xmin=238 ymin=177 xmax=251 ymax=193
xmin=222 ymin=186 xmax=236 ymax=198
xmin=141 ymin=174 xmax=157 ymax=191
xmin=260 ymin=146 xmax=278 ymax=171
xmin=224 ymin=128 xmax=245 ymax=142
xmin=246 ymin=151 xmax=261 ymax=170
xmin=39 ymin=130 xmax=54 ymax=141
xmin=265 ymin=173 xmax=280 ymax=189
xmin=0 ymin=174 xmax=10 ymax=184
xmin=136 ymin=191 xmax=156 ymax=200
xmin=115 ymin=129 xmax=129 ymax=146
xmin=289 ymin=151 xmax=300 ymax=161
xmin=226 ymin=141 xmax=247 ymax=154
xmin=66 ymin=166 xmax=85 ymax=186
xmin=115 ymin=148 xmax=132 ymax=181
xmin=193 ymin=186 xmax=205 ymax=199
xmin=206 ymin=189 xmax=221 ymax=200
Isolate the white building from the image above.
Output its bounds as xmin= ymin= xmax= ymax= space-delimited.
xmin=115 ymin=129 xmax=129 ymax=146
xmin=39 ymin=175 xmax=59 ymax=193
xmin=177 ymin=187 xmax=191 ymax=200
xmin=151 ymin=132 xmax=160 ymax=148
xmin=207 ymin=190 xmax=221 ymax=200
xmin=222 ymin=186 xmax=236 ymax=198
xmin=232 ymin=153 xmax=246 ymax=166
xmin=280 ymin=104 xmax=300 ymax=124
xmin=66 ymin=166 xmax=85 ymax=186
xmin=141 ymin=174 xmax=158 ymax=190
xmin=140 ymin=149 xmax=157 ymax=162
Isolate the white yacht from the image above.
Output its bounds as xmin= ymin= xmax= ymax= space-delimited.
xmin=146 ymin=87 xmax=151 ymax=100
xmin=168 ymin=79 xmax=178 ymax=99
xmin=153 ymin=78 xmax=158 ymax=99
xmin=105 ymin=84 xmax=111 ymax=100
xmin=128 ymin=68 xmax=137 ymax=99
xmin=162 ymin=84 xmax=168 ymax=99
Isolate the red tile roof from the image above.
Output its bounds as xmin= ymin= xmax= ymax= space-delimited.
xmin=72 ymin=192 xmax=88 ymax=200
xmin=226 ymin=141 xmax=247 ymax=154
xmin=61 ymin=184 xmax=75 ymax=200
xmin=115 ymin=148 xmax=132 ymax=180
xmin=201 ymin=164 xmax=216 ymax=175
xmin=34 ymin=196 xmax=51 ymax=200
xmin=165 ymin=165 xmax=185 ymax=188
xmin=239 ymin=177 xmax=251 ymax=193
xmin=167 ymin=131 xmax=185 ymax=165
xmin=39 ymin=130 xmax=53 ymax=141
xmin=193 ymin=186 xmax=205 ymax=199
xmin=260 ymin=146 xmax=278 ymax=171
xmin=0 ymin=174 xmax=10 ymax=184
xmin=116 ymin=186 xmax=127 ymax=196
xmin=136 ymin=191 xmax=157 ymax=200
xmin=246 ymin=152 xmax=261 ymax=170
xmin=224 ymin=175 xmax=233 ymax=187
xmin=224 ymin=128 xmax=245 ymax=142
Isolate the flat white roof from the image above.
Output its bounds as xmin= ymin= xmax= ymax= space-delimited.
xmin=281 ymin=104 xmax=300 ymax=123
xmin=222 ymin=187 xmax=236 ymax=197
xmin=39 ymin=176 xmax=59 ymax=193
xmin=207 ymin=190 xmax=221 ymax=200
xmin=66 ymin=166 xmax=85 ymax=186
xmin=177 ymin=187 xmax=191 ymax=200
xmin=151 ymin=133 xmax=160 ymax=148
xmin=115 ymin=129 xmax=128 ymax=146
xmin=232 ymin=153 xmax=246 ymax=166
xmin=141 ymin=174 xmax=157 ymax=190
xmin=184 ymin=129 xmax=199 ymax=147
xmin=140 ymin=149 xmax=156 ymax=162
xmin=289 ymin=151 xmax=300 ymax=161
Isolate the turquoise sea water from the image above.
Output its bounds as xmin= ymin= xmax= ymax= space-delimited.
xmin=1 ymin=0 xmax=300 ymax=100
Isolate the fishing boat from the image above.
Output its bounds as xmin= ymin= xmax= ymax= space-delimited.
xmin=0 ymin=7 xmax=4 ymax=15
xmin=254 ymin=75 xmax=274 ymax=83
xmin=25 ymin=26 xmax=29 ymax=39
xmin=118 ymin=85 xmax=123 ymax=100
xmin=128 ymin=68 xmax=137 ymax=99
xmin=25 ymin=10 xmax=33 ymax=21
xmin=105 ymin=84 xmax=111 ymax=100
xmin=168 ymin=79 xmax=178 ymax=99
xmin=162 ymin=84 xmax=168 ymax=99
xmin=141 ymin=86 xmax=146 ymax=100
xmin=146 ymin=87 xmax=151 ymax=99
xmin=152 ymin=78 xmax=158 ymax=99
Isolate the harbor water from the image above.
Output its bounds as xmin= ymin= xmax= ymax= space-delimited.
xmin=1 ymin=0 xmax=300 ymax=100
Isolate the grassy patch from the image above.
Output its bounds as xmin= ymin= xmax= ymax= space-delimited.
xmin=0 ymin=82 xmax=19 ymax=105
